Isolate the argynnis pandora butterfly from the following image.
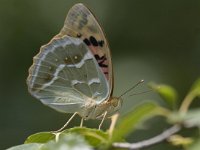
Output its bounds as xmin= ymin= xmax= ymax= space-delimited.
xmin=27 ymin=3 xmax=124 ymax=130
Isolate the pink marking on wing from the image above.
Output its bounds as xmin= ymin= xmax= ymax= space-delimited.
xmin=87 ymin=45 xmax=109 ymax=80
xmin=88 ymin=45 xmax=98 ymax=54
xmin=101 ymin=67 xmax=109 ymax=80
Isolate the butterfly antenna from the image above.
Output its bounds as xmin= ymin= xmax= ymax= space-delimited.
xmin=129 ymin=89 xmax=152 ymax=96
xmin=119 ymin=79 xmax=144 ymax=98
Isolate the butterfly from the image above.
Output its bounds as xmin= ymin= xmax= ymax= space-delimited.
xmin=27 ymin=3 xmax=123 ymax=131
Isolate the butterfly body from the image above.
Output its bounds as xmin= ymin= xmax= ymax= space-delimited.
xmin=27 ymin=3 xmax=122 ymax=122
xmin=77 ymin=97 xmax=122 ymax=120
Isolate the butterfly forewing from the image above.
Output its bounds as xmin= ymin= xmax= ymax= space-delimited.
xmin=27 ymin=36 xmax=109 ymax=113
xmin=57 ymin=3 xmax=113 ymax=98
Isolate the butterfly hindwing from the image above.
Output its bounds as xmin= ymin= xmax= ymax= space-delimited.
xmin=57 ymin=3 xmax=113 ymax=98
xmin=27 ymin=36 xmax=109 ymax=113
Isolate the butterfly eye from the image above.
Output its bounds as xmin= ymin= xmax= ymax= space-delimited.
xmin=112 ymin=100 xmax=118 ymax=107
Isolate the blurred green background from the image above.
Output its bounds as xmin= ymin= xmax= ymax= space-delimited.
xmin=1 ymin=0 xmax=200 ymax=149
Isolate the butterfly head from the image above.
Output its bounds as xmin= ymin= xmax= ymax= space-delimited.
xmin=106 ymin=80 xmax=145 ymax=117
xmin=105 ymin=97 xmax=123 ymax=117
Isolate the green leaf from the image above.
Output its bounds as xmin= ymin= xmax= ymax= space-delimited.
xmin=187 ymin=138 xmax=200 ymax=150
xmin=61 ymin=127 xmax=109 ymax=147
xmin=168 ymin=134 xmax=193 ymax=147
xmin=25 ymin=132 xmax=55 ymax=144
xmin=190 ymin=78 xmax=200 ymax=97
xmin=168 ymin=108 xmax=200 ymax=128
xmin=6 ymin=143 xmax=43 ymax=150
xmin=24 ymin=127 xmax=108 ymax=148
xmin=41 ymin=134 xmax=92 ymax=150
xmin=179 ymin=78 xmax=200 ymax=113
xmin=191 ymin=78 xmax=200 ymax=91
xmin=9 ymin=133 xmax=93 ymax=150
xmin=111 ymin=102 xmax=159 ymax=142
xmin=149 ymin=82 xmax=178 ymax=109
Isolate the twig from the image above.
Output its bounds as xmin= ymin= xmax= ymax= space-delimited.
xmin=113 ymin=124 xmax=181 ymax=150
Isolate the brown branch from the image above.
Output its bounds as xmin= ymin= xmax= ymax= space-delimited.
xmin=113 ymin=125 xmax=181 ymax=150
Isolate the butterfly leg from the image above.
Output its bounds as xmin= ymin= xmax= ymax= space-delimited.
xmin=98 ymin=111 xmax=107 ymax=130
xmin=108 ymin=113 xmax=119 ymax=136
xmin=80 ymin=118 xmax=84 ymax=127
xmin=55 ymin=112 xmax=78 ymax=132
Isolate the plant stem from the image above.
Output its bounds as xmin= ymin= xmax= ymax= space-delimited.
xmin=113 ymin=125 xmax=181 ymax=150
xmin=179 ymin=91 xmax=196 ymax=114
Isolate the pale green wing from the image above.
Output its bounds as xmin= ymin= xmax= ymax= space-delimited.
xmin=56 ymin=3 xmax=113 ymax=98
xmin=27 ymin=36 xmax=109 ymax=113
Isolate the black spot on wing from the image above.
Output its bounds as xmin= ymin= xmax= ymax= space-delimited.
xmin=83 ymin=38 xmax=91 ymax=46
xmin=89 ymin=36 xmax=98 ymax=46
xmin=94 ymin=54 xmax=108 ymax=68
xmin=94 ymin=54 xmax=106 ymax=61
xmin=98 ymin=40 xmax=104 ymax=47
xmin=94 ymin=54 xmax=101 ymax=60
xmin=99 ymin=63 xmax=108 ymax=68
xmin=84 ymin=37 xmax=105 ymax=47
